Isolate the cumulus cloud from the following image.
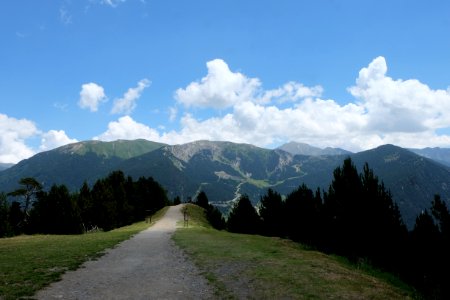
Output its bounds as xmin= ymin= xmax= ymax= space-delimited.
xmin=0 ymin=114 xmax=38 ymax=163
xmin=94 ymin=57 xmax=450 ymax=152
xmin=40 ymin=130 xmax=78 ymax=151
xmin=78 ymin=83 xmax=107 ymax=112
xmin=164 ymin=57 xmax=450 ymax=151
xmin=165 ymin=99 xmax=366 ymax=149
xmin=175 ymin=59 xmax=324 ymax=109
xmin=95 ymin=115 xmax=161 ymax=141
xmin=259 ymin=81 xmax=323 ymax=104
xmin=111 ymin=79 xmax=151 ymax=115
xmin=175 ymin=59 xmax=260 ymax=109
xmin=349 ymin=56 xmax=450 ymax=134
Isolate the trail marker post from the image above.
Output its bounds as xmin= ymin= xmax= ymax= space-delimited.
xmin=182 ymin=207 xmax=189 ymax=227
xmin=146 ymin=209 xmax=152 ymax=224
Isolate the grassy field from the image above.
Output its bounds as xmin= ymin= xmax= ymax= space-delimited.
xmin=0 ymin=207 xmax=168 ymax=300
xmin=173 ymin=204 xmax=416 ymax=299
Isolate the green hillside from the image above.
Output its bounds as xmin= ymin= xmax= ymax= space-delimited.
xmin=62 ymin=139 xmax=166 ymax=159
xmin=0 ymin=139 xmax=165 ymax=192
xmin=173 ymin=204 xmax=415 ymax=299
xmin=1 ymin=140 xmax=450 ymax=228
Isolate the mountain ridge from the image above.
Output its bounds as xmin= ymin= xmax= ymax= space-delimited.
xmin=1 ymin=139 xmax=450 ymax=228
xmin=277 ymin=141 xmax=352 ymax=156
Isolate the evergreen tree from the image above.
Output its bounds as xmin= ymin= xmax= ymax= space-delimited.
xmin=323 ymin=158 xmax=407 ymax=264
xmin=195 ymin=191 xmax=209 ymax=209
xmin=193 ymin=190 xmax=225 ymax=229
xmin=8 ymin=177 xmax=42 ymax=224
xmin=0 ymin=193 xmax=11 ymax=237
xmin=359 ymin=164 xmax=407 ymax=268
xmin=30 ymin=184 xmax=82 ymax=234
xmin=8 ymin=201 xmax=24 ymax=235
xmin=206 ymin=205 xmax=226 ymax=230
xmin=323 ymin=158 xmax=363 ymax=257
xmin=173 ymin=196 xmax=181 ymax=205
xmin=410 ymin=210 xmax=441 ymax=297
xmin=227 ymin=195 xmax=261 ymax=234
xmin=77 ymin=181 xmax=96 ymax=232
xmin=284 ymin=184 xmax=322 ymax=245
xmin=91 ymin=178 xmax=116 ymax=231
xmin=259 ymin=188 xmax=284 ymax=237
xmin=431 ymin=194 xmax=450 ymax=237
xmin=430 ymin=195 xmax=450 ymax=298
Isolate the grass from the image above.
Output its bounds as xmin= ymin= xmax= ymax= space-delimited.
xmin=173 ymin=204 xmax=416 ymax=299
xmin=0 ymin=206 xmax=168 ymax=300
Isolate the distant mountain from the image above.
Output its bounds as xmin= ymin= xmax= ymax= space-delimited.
xmin=278 ymin=142 xmax=352 ymax=156
xmin=409 ymin=147 xmax=450 ymax=167
xmin=350 ymin=145 xmax=450 ymax=226
xmin=1 ymin=140 xmax=449 ymax=228
xmin=0 ymin=163 xmax=14 ymax=171
xmin=0 ymin=139 xmax=165 ymax=193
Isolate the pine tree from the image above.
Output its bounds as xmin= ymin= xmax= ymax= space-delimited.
xmin=195 ymin=191 xmax=210 ymax=209
xmin=227 ymin=195 xmax=261 ymax=234
xmin=259 ymin=188 xmax=284 ymax=236
xmin=0 ymin=193 xmax=11 ymax=237
xmin=284 ymin=184 xmax=322 ymax=245
xmin=30 ymin=184 xmax=82 ymax=234
xmin=323 ymin=158 xmax=363 ymax=257
xmin=410 ymin=210 xmax=441 ymax=296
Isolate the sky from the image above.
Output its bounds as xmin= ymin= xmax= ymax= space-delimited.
xmin=1 ymin=0 xmax=450 ymax=164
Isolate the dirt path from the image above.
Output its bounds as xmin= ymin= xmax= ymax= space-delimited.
xmin=35 ymin=205 xmax=214 ymax=299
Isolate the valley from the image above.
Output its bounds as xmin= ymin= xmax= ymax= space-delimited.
xmin=1 ymin=139 xmax=450 ymax=228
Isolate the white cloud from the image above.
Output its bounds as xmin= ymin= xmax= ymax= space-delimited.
xmin=164 ymin=99 xmax=366 ymax=150
xmin=175 ymin=59 xmax=324 ymax=109
xmin=0 ymin=114 xmax=38 ymax=164
xmin=59 ymin=8 xmax=72 ymax=25
xmin=111 ymin=79 xmax=150 ymax=115
xmin=101 ymin=0 xmax=126 ymax=7
xmin=175 ymin=59 xmax=261 ymax=109
xmin=78 ymin=83 xmax=107 ymax=112
xmin=349 ymin=56 xmax=450 ymax=134
xmin=166 ymin=57 xmax=450 ymax=151
xmin=95 ymin=115 xmax=161 ymax=141
xmin=259 ymin=81 xmax=323 ymax=104
xmin=39 ymin=130 xmax=78 ymax=151
xmin=95 ymin=57 xmax=450 ymax=152
xmin=168 ymin=106 xmax=177 ymax=122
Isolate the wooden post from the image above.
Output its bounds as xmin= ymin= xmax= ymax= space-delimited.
xmin=146 ymin=209 xmax=152 ymax=224
xmin=183 ymin=206 xmax=189 ymax=227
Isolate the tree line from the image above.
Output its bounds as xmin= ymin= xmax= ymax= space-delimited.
xmin=1 ymin=159 xmax=449 ymax=297
xmin=0 ymin=171 xmax=169 ymax=236
xmin=224 ymin=158 xmax=450 ymax=299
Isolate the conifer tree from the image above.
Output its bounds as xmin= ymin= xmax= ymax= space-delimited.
xmin=259 ymin=188 xmax=284 ymax=236
xmin=410 ymin=210 xmax=441 ymax=296
xmin=227 ymin=195 xmax=261 ymax=234
xmin=323 ymin=158 xmax=362 ymax=257
xmin=195 ymin=191 xmax=210 ymax=209
xmin=0 ymin=193 xmax=11 ymax=237
xmin=284 ymin=184 xmax=322 ymax=245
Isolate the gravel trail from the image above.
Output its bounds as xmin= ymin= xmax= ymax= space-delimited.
xmin=35 ymin=204 xmax=214 ymax=299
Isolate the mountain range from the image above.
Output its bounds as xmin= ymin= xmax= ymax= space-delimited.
xmin=1 ymin=140 xmax=450 ymax=228
xmin=0 ymin=163 xmax=14 ymax=171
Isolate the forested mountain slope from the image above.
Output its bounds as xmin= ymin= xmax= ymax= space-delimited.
xmin=1 ymin=140 xmax=449 ymax=228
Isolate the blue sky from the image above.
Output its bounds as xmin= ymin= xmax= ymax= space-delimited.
xmin=1 ymin=0 xmax=450 ymax=163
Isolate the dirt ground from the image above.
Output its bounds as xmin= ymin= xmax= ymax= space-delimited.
xmin=34 ymin=205 xmax=214 ymax=299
